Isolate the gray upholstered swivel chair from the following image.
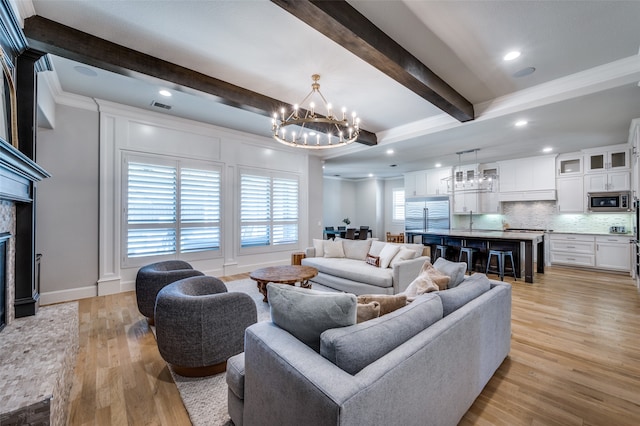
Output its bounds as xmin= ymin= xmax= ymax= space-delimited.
xmin=135 ymin=260 xmax=204 ymax=324
xmin=155 ymin=275 xmax=258 ymax=377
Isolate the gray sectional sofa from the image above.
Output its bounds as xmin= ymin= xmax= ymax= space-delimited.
xmin=226 ymin=274 xmax=512 ymax=426
xmin=302 ymin=238 xmax=429 ymax=295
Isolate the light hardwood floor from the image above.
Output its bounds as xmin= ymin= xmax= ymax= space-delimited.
xmin=67 ymin=268 xmax=640 ymax=425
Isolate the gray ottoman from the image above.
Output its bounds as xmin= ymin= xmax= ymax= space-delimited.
xmin=135 ymin=260 xmax=204 ymax=324
xmin=155 ymin=276 xmax=258 ymax=377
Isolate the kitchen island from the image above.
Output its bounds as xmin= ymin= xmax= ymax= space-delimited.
xmin=406 ymin=229 xmax=545 ymax=283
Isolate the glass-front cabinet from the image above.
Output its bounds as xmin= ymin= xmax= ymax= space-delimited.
xmin=585 ymin=145 xmax=629 ymax=173
xmin=556 ymin=153 xmax=582 ymax=177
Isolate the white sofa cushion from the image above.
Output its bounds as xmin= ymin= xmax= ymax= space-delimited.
xmin=313 ymin=239 xmax=325 ymax=257
xmin=379 ymin=244 xmax=400 ymax=268
xmin=389 ymin=247 xmax=416 ymax=268
xmin=342 ymin=239 xmax=372 ymax=261
xmin=324 ymin=240 xmax=345 ymax=258
xmin=302 ymin=257 xmax=394 ymax=288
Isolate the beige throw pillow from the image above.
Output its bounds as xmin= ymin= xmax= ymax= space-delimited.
xmin=323 ymin=240 xmax=345 ymax=258
xmin=357 ymin=294 xmax=407 ymax=316
xmin=356 ymin=301 xmax=381 ymax=323
xmin=404 ymin=261 xmax=450 ymax=297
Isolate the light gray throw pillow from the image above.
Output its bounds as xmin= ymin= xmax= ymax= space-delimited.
xmin=436 ymin=273 xmax=491 ymax=316
xmin=433 ymin=257 xmax=467 ymax=288
xmin=267 ymin=283 xmax=357 ymax=352
xmin=342 ymin=239 xmax=373 ymax=260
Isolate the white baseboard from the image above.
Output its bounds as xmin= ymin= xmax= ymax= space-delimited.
xmin=40 ymin=285 xmax=97 ymax=306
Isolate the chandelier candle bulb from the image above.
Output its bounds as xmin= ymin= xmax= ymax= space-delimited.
xmin=271 ymin=74 xmax=361 ymax=149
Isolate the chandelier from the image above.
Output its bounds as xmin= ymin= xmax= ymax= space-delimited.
xmin=272 ymin=74 xmax=360 ymax=149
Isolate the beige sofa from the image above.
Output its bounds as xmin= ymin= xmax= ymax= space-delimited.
xmin=302 ymin=238 xmax=429 ymax=295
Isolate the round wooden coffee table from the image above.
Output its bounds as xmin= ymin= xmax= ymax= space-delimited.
xmin=250 ymin=265 xmax=318 ymax=302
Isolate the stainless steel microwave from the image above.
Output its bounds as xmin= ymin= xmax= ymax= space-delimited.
xmin=587 ymin=191 xmax=632 ymax=212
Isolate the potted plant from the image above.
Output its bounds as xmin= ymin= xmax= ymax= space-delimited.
xmin=342 ymin=217 xmax=351 ymax=226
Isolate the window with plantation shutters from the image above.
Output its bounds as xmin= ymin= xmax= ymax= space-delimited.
xmin=124 ymin=154 xmax=221 ymax=262
xmin=392 ymin=188 xmax=405 ymax=221
xmin=240 ymin=171 xmax=298 ymax=249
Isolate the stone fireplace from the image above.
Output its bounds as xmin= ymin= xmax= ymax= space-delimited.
xmin=1 ymin=200 xmax=16 ymax=329
xmin=1 ymin=140 xmax=50 ymax=329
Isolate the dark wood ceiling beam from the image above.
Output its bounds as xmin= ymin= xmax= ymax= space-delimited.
xmin=271 ymin=0 xmax=474 ymax=122
xmin=22 ymin=15 xmax=378 ymax=146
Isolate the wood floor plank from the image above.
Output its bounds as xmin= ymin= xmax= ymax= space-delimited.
xmin=66 ymin=266 xmax=640 ymax=425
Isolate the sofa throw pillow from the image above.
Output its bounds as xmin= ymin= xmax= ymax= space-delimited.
xmin=436 ymin=273 xmax=491 ymax=316
xmin=378 ymin=244 xmax=401 ymax=268
xmin=321 ymin=293 xmax=443 ymax=375
xmin=323 ymin=240 xmax=345 ymax=258
xmin=433 ymin=257 xmax=467 ymax=288
xmin=357 ymin=294 xmax=407 ymax=316
xmin=343 ymin=239 xmax=373 ymax=260
xmin=404 ymin=261 xmax=450 ymax=297
xmin=312 ymin=238 xmax=325 ymax=257
xmin=357 ymin=301 xmax=380 ymax=323
xmin=369 ymin=240 xmax=387 ymax=257
xmin=389 ymin=247 xmax=416 ymax=268
xmin=365 ymin=253 xmax=380 ymax=267
xmin=267 ymin=283 xmax=357 ymax=352
xmin=401 ymin=243 xmax=426 ymax=259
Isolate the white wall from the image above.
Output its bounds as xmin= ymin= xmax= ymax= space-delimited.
xmin=36 ymin=103 xmax=100 ymax=303
xmin=36 ymin=98 xmax=321 ymax=304
xmin=323 ymin=177 xmax=357 ymax=228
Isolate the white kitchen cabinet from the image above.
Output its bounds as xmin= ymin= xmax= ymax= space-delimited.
xmin=584 ymin=145 xmax=629 ymax=173
xmin=425 ymin=167 xmax=451 ymax=196
xmin=498 ymin=155 xmax=556 ymax=201
xmin=453 ymin=190 xmax=478 ymax=213
xmin=595 ymin=235 xmax=632 ymax=271
xmin=584 ymin=171 xmax=630 ymax=192
xmin=404 ymin=171 xmax=428 ymax=197
xmin=556 ymin=153 xmax=582 ymax=177
xmin=550 ymin=233 xmax=632 ymax=272
xmin=549 ymin=234 xmax=595 ymax=267
xmin=556 ymin=176 xmax=584 ymax=212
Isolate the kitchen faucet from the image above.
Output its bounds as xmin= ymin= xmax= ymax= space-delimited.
xmin=469 ymin=210 xmax=473 ymax=232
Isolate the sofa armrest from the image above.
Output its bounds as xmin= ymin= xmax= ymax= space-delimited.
xmin=242 ymin=322 xmax=363 ymax=425
xmin=392 ymin=255 xmax=430 ymax=293
xmin=305 ymin=247 xmax=316 ymax=258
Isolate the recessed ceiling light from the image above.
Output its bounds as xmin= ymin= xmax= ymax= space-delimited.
xmin=386 ymin=149 xmax=394 ymax=155
xmin=73 ymin=65 xmax=97 ymax=77
xmin=513 ymin=67 xmax=536 ymax=78
xmin=515 ymin=120 xmax=528 ymax=127
xmin=368 ymin=173 xmax=374 ymax=178
xmin=159 ymin=89 xmax=172 ymax=97
xmin=543 ymin=147 xmax=553 ymax=153
xmin=435 ymin=163 xmax=442 ymax=168
xmin=503 ymin=51 xmax=521 ymax=61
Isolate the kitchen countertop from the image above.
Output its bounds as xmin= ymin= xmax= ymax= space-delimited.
xmin=548 ymin=231 xmax=634 ymax=237
xmin=409 ymin=229 xmax=544 ymax=241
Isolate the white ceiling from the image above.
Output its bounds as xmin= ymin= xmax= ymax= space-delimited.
xmin=21 ymin=0 xmax=640 ymax=179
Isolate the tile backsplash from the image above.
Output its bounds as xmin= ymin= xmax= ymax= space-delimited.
xmin=452 ymin=200 xmax=634 ymax=234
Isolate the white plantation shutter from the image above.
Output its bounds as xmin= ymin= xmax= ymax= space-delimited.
xmin=240 ymin=174 xmax=271 ymax=247
xmin=180 ymin=168 xmax=221 ymax=252
xmin=124 ymin=155 xmax=221 ymax=261
xmin=127 ymin=162 xmax=177 ymax=257
xmin=393 ymin=189 xmax=405 ymax=221
xmin=272 ymin=177 xmax=298 ymax=245
xmin=240 ymin=171 xmax=299 ymax=248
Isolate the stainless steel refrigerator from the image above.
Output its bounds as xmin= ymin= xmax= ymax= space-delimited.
xmin=405 ymin=196 xmax=450 ymax=233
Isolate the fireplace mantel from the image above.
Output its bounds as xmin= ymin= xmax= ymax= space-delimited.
xmin=1 ymin=139 xmax=50 ymax=202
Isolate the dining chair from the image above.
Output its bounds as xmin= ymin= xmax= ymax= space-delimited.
xmin=345 ymin=228 xmax=357 ymax=239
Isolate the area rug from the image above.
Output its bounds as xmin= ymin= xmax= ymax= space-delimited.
xmin=167 ymin=278 xmax=337 ymax=426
